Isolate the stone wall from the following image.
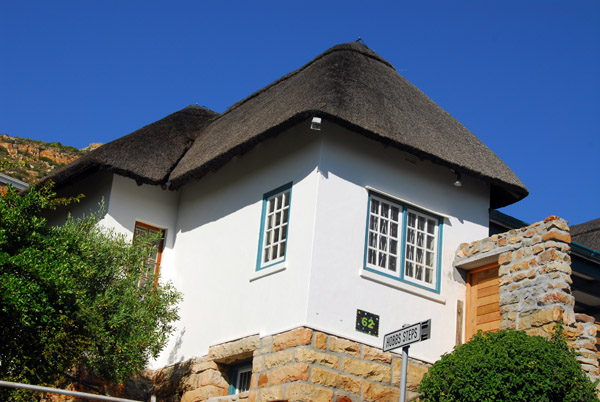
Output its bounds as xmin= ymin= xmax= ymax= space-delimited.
xmin=151 ymin=328 xmax=429 ymax=402
xmin=454 ymin=216 xmax=599 ymax=381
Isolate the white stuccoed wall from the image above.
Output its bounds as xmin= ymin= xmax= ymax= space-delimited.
xmin=304 ymin=122 xmax=490 ymax=364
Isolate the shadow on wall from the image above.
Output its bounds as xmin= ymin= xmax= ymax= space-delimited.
xmin=167 ymin=327 xmax=187 ymax=366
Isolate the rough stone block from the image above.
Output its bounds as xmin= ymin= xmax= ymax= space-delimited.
xmin=391 ymin=359 xmax=429 ymax=389
xmin=264 ymin=349 xmax=294 ymax=369
xmin=285 ymin=382 xmax=334 ymax=402
xmin=181 ymin=385 xmax=227 ymax=402
xmin=498 ymin=252 xmax=512 ymax=265
xmin=258 ymin=385 xmax=284 ymax=401
xmin=200 ymin=369 xmax=228 ymax=388
xmin=342 ymin=358 xmax=391 ymax=382
xmin=315 ymin=332 xmax=328 ymax=350
xmin=269 ymin=363 xmax=310 ymax=385
xmin=272 ymin=328 xmax=313 ymax=352
xmin=209 ymin=335 xmax=260 ymax=364
xmin=362 ymin=345 xmax=392 ymax=364
xmin=311 ymin=367 xmax=361 ymax=394
xmin=191 ymin=358 xmax=219 ymax=374
xmin=295 ymin=347 xmax=340 ymax=369
xmin=362 ymin=382 xmax=399 ymax=402
xmin=257 ymin=372 xmax=268 ymax=387
xmin=541 ymin=230 xmax=571 ymax=244
xmin=329 ymin=336 xmax=360 ymax=357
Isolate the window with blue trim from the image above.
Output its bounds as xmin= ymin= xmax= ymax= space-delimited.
xmin=365 ymin=193 xmax=442 ymax=291
xmin=228 ymin=363 xmax=252 ymax=395
xmin=257 ymin=183 xmax=292 ymax=270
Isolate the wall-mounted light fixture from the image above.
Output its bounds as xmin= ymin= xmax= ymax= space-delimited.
xmin=453 ymin=173 xmax=462 ymax=187
xmin=310 ymin=117 xmax=322 ymax=131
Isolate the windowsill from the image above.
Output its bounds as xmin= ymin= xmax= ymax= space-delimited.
xmin=360 ymin=269 xmax=446 ymax=304
xmin=250 ymin=263 xmax=287 ymax=282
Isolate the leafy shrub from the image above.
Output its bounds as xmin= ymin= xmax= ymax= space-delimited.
xmin=418 ymin=328 xmax=599 ymax=402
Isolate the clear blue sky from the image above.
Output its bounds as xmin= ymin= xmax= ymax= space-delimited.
xmin=1 ymin=1 xmax=598 ymax=226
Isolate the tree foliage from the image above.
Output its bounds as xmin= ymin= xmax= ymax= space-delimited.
xmin=418 ymin=327 xmax=599 ymax=402
xmin=0 ymin=184 xmax=181 ymax=400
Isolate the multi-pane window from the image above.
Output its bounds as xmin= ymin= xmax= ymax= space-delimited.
xmin=134 ymin=221 xmax=165 ymax=288
xmin=257 ymin=183 xmax=292 ymax=270
xmin=365 ymin=193 xmax=441 ymax=291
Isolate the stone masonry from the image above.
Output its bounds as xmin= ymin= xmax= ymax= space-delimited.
xmin=454 ymin=216 xmax=599 ymax=382
xmin=151 ymin=328 xmax=430 ymax=402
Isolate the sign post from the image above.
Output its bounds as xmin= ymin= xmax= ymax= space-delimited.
xmin=383 ymin=320 xmax=431 ymax=402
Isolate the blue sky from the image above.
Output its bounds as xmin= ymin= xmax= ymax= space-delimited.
xmin=1 ymin=1 xmax=598 ymax=225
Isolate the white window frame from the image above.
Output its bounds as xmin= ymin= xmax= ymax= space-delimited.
xmin=364 ymin=192 xmax=442 ymax=292
xmin=256 ymin=182 xmax=292 ymax=271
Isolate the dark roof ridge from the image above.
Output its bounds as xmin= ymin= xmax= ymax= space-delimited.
xmin=219 ymin=42 xmax=395 ymax=119
xmin=572 ymin=218 xmax=600 ymax=234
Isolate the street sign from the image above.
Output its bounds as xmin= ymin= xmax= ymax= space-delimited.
xmin=382 ymin=319 xmax=431 ymax=352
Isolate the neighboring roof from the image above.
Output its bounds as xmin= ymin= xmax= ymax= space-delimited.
xmin=0 ymin=172 xmax=29 ymax=190
xmin=41 ymin=105 xmax=218 ymax=188
xmin=168 ymin=42 xmax=527 ymax=208
xmin=572 ymin=218 xmax=600 ymax=252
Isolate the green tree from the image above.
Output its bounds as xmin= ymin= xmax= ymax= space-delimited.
xmin=0 ymin=184 xmax=181 ymax=401
xmin=418 ymin=327 xmax=599 ymax=402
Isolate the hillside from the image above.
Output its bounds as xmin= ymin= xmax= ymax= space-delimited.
xmin=0 ymin=134 xmax=102 ymax=185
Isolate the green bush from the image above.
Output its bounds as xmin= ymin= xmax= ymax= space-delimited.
xmin=418 ymin=328 xmax=599 ymax=402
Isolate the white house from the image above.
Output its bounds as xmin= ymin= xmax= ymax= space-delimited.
xmin=45 ymin=42 xmax=528 ymax=401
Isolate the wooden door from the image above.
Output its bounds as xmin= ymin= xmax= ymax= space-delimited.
xmin=466 ymin=263 xmax=500 ymax=340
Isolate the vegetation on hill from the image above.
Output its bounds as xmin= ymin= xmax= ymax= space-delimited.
xmin=0 ymin=134 xmax=91 ymax=184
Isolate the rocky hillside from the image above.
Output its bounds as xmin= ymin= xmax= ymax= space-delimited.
xmin=0 ymin=134 xmax=102 ymax=185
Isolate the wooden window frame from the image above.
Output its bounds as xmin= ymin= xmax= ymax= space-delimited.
xmin=134 ymin=221 xmax=165 ymax=289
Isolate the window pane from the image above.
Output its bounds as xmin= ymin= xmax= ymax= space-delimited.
xmin=427 ymin=235 xmax=434 ymax=250
xmin=369 ymin=232 xmax=377 ymax=247
xmin=267 ymin=214 xmax=274 ymax=230
xmin=391 ymin=206 xmax=399 ymax=221
xmin=417 ymin=232 xmax=424 ymax=247
xmin=268 ymin=198 xmax=275 ymax=213
xmin=279 ymin=241 xmax=286 ymax=257
xmin=390 ymin=239 xmax=397 ymax=255
xmin=427 ymin=219 xmax=436 ymax=234
xmin=368 ymin=249 xmax=377 ymax=264
xmin=425 ymin=268 xmax=432 ymax=284
xmin=380 ymin=220 xmax=388 ymax=235
xmin=283 ymin=208 xmax=289 ymax=223
xmin=426 ymin=251 xmax=434 ymax=267
xmin=381 ymin=203 xmax=389 ymax=218
xmin=275 ymin=212 xmax=281 ymax=226
xmin=406 ymin=245 xmax=414 ymax=260
xmin=406 ymin=262 xmax=414 ymax=278
xmin=407 ymin=229 xmax=415 ymax=244
xmin=408 ymin=213 xmax=416 ymax=227
xmin=273 ymin=228 xmax=280 ymax=242
xmin=391 ymin=222 xmax=398 ymax=237
xmin=416 ymin=248 xmax=423 ymax=264
xmin=389 ymin=256 xmax=397 ymax=271
xmin=378 ymin=252 xmax=386 ymax=268
xmin=371 ymin=199 xmax=380 ymax=214
xmin=379 ymin=235 xmax=387 ymax=251
xmin=284 ymin=192 xmax=290 ymax=207
xmin=417 ymin=216 xmax=425 ymax=231
xmin=281 ymin=226 xmax=287 ymax=240
xmin=415 ymin=265 xmax=423 ymax=280
xmin=370 ymin=216 xmax=378 ymax=231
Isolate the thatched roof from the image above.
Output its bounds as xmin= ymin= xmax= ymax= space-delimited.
xmin=572 ymin=218 xmax=600 ymax=252
xmin=168 ymin=42 xmax=527 ymax=208
xmin=44 ymin=42 xmax=527 ymax=208
xmin=41 ymin=105 xmax=218 ymax=188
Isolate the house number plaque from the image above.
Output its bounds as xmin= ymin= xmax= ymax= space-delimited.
xmin=355 ymin=309 xmax=379 ymax=336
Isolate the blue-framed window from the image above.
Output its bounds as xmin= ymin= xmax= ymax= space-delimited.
xmin=256 ymin=182 xmax=292 ymax=270
xmin=228 ymin=362 xmax=252 ymax=395
xmin=364 ymin=192 xmax=443 ymax=292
